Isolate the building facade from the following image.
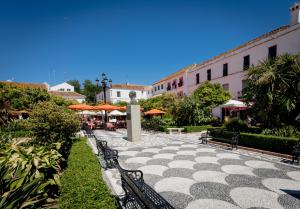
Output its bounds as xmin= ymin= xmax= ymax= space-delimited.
xmin=96 ymin=83 xmax=151 ymax=104
xmin=49 ymin=82 xmax=74 ymax=92
xmin=150 ymin=3 xmax=300 ymax=118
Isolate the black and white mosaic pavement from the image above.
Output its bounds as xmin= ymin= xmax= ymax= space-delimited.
xmin=91 ymin=130 xmax=300 ymax=209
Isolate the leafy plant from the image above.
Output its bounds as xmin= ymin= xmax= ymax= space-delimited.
xmin=0 ymin=139 xmax=62 ymax=208
xmin=262 ymin=125 xmax=300 ymax=137
xmin=225 ymin=117 xmax=248 ymax=132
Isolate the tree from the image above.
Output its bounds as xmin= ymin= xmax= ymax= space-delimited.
xmin=139 ymin=93 xmax=178 ymax=114
xmin=67 ymin=80 xmax=81 ymax=93
xmin=82 ymin=80 xmax=101 ymax=104
xmin=243 ymin=53 xmax=300 ymax=128
xmin=174 ymin=82 xmax=231 ymax=126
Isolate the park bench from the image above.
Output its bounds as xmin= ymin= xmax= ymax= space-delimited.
xmin=292 ymin=140 xmax=300 ymax=163
xmin=208 ymin=129 xmax=239 ymax=149
xmin=82 ymin=123 xmax=94 ymax=137
xmin=114 ymin=160 xmax=175 ymax=209
xmin=199 ymin=131 xmax=210 ymax=144
xmin=166 ymin=127 xmax=184 ymax=134
xmin=96 ymin=139 xmax=174 ymax=209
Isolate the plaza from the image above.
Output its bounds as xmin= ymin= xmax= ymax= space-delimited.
xmin=88 ymin=129 xmax=300 ymax=209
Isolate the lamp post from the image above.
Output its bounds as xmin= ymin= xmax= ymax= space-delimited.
xmin=96 ymin=73 xmax=112 ymax=122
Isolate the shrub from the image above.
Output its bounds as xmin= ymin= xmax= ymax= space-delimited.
xmin=239 ymin=133 xmax=299 ymax=154
xmin=183 ymin=125 xmax=213 ymax=133
xmin=0 ymin=139 xmax=62 ymax=208
xmin=142 ymin=116 xmax=175 ymax=131
xmin=27 ymin=101 xmax=80 ymax=158
xmin=262 ymin=125 xmax=300 ymax=137
xmin=225 ymin=117 xmax=248 ymax=132
xmin=59 ymin=138 xmax=117 ymax=209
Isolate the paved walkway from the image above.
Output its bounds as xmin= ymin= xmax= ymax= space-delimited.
xmin=91 ymin=129 xmax=300 ymax=209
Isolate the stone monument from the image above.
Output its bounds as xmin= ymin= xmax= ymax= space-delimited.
xmin=126 ymin=91 xmax=141 ymax=142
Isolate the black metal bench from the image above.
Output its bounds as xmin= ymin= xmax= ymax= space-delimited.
xmin=96 ymin=139 xmax=174 ymax=209
xmin=82 ymin=123 xmax=94 ymax=137
xmin=114 ymin=160 xmax=175 ymax=209
xmin=292 ymin=140 xmax=300 ymax=163
xmin=199 ymin=131 xmax=210 ymax=144
xmin=208 ymin=129 xmax=239 ymax=149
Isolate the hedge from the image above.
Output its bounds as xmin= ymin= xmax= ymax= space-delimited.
xmin=239 ymin=133 xmax=299 ymax=154
xmin=208 ymin=128 xmax=299 ymax=154
xmin=59 ymin=138 xmax=117 ymax=209
xmin=183 ymin=125 xmax=213 ymax=133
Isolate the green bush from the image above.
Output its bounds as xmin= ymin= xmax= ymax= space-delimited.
xmin=239 ymin=133 xmax=299 ymax=154
xmin=142 ymin=116 xmax=175 ymax=131
xmin=183 ymin=125 xmax=213 ymax=133
xmin=0 ymin=130 xmax=33 ymax=139
xmin=208 ymin=128 xmax=299 ymax=154
xmin=0 ymin=139 xmax=62 ymax=208
xmin=262 ymin=125 xmax=300 ymax=137
xmin=225 ymin=117 xmax=248 ymax=132
xmin=27 ymin=101 xmax=80 ymax=159
xmin=59 ymin=138 xmax=117 ymax=209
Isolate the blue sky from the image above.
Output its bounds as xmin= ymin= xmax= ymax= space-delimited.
xmin=0 ymin=0 xmax=296 ymax=86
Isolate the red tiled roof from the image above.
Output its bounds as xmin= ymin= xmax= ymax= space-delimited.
xmin=0 ymin=81 xmax=48 ymax=90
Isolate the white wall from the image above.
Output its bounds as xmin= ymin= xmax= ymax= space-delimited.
xmin=96 ymin=88 xmax=149 ymax=103
xmin=50 ymin=82 xmax=74 ymax=92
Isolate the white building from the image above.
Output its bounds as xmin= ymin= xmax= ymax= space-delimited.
xmin=150 ymin=3 xmax=300 ymax=119
xmin=96 ymin=83 xmax=151 ymax=104
xmin=50 ymin=82 xmax=74 ymax=92
xmin=49 ymin=82 xmax=86 ymax=103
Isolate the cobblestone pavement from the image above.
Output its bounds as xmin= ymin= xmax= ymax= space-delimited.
xmin=91 ymin=129 xmax=300 ymax=209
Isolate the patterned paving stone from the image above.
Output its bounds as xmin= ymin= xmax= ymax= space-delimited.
xmin=142 ymin=174 xmax=164 ymax=187
xmin=185 ymin=199 xmax=240 ymax=209
xmin=154 ymin=177 xmax=196 ymax=195
xmin=217 ymin=153 xmax=241 ymax=160
xmin=125 ymin=157 xmax=152 ymax=164
xmin=221 ymin=165 xmax=255 ymax=176
xmin=253 ymin=168 xmax=290 ymax=179
xmin=262 ymin=178 xmax=300 ymax=194
xmin=153 ymin=153 xmax=176 ymax=160
xmin=278 ymin=194 xmax=300 ymax=209
xmin=195 ymin=156 xmax=220 ymax=165
xmin=177 ymin=150 xmax=198 ymax=156
xmin=194 ymin=163 xmax=222 ymax=172
xmin=245 ymin=160 xmax=279 ymax=170
xmin=230 ymin=187 xmax=284 ymax=209
xmin=173 ymin=155 xmax=196 ymax=161
xmin=160 ymin=192 xmax=193 ymax=209
xmin=158 ymin=149 xmax=178 ymax=154
xmin=135 ymin=152 xmax=154 ymax=157
xmin=138 ymin=165 xmax=169 ymax=176
xmin=286 ymin=171 xmax=300 ymax=181
xmin=168 ymin=160 xmax=196 ymax=169
xmin=225 ymin=174 xmax=266 ymax=189
xmin=162 ymin=168 xmax=194 ymax=178
xmin=193 ymin=170 xmax=229 ymax=185
xmin=217 ymin=158 xmax=245 ymax=166
xmin=190 ymin=182 xmax=234 ymax=204
xmin=146 ymin=158 xmax=172 ymax=166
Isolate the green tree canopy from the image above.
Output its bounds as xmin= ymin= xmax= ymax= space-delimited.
xmin=139 ymin=93 xmax=178 ymax=114
xmin=243 ymin=53 xmax=300 ymax=128
xmin=82 ymin=80 xmax=101 ymax=104
xmin=67 ymin=80 xmax=81 ymax=93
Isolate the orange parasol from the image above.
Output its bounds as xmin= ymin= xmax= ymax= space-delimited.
xmin=118 ymin=106 xmax=127 ymax=111
xmin=68 ymin=104 xmax=94 ymax=110
xmin=144 ymin=109 xmax=166 ymax=116
xmin=93 ymin=104 xmax=121 ymax=111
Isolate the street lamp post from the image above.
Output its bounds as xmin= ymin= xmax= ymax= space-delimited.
xmin=96 ymin=73 xmax=112 ymax=123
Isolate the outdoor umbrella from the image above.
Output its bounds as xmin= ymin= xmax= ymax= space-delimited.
xmin=108 ymin=110 xmax=126 ymax=116
xmin=219 ymin=99 xmax=249 ymax=110
xmin=68 ymin=104 xmax=94 ymax=110
xmin=77 ymin=110 xmax=96 ymax=115
xmin=144 ymin=109 xmax=166 ymax=116
xmin=93 ymin=104 xmax=121 ymax=111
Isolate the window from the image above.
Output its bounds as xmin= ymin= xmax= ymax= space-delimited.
xmin=154 ymin=86 xmax=157 ymax=91
xmin=243 ymin=55 xmax=250 ymax=70
xmin=59 ymin=88 xmax=64 ymax=91
xmin=158 ymin=85 xmax=160 ymax=90
xmin=67 ymin=88 xmax=71 ymax=92
xmin=167 ymin=83 xmax=171 ymax=91
xmin=196 ymin=73 xmax=200 ymax=84
xmin=222 ymin=83 xmax=229 ymax=91
xmin=161 ymin=84 xmax=163 ymax=89
xmin=207 ymin=69 xmax=211 ymax=81
xmin=268 ymin=45 xmax=277 ymax=59
xmin=117 ymin=91 xmax=121 ymax=97
xmin=172 ymin=80 xmax=177 ymax=89
xmin=223 ymin=63 xmax=228 ymax=76
xmin=178 ymin=77 xmax=184 ymax=87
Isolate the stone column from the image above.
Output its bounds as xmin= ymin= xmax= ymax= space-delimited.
xmin=126 ymin=104 xmax=141 ymax=142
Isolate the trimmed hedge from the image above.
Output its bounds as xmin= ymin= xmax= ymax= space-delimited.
xmin=208 ymin=128 xmax=299 ymax=154
xmin=59 ymin=138 xmax=117 ymax=209
xmin=183 ymin=125 xmax=213 ymax=133
xmin=239 ymin=133 xmax=299 ymax=154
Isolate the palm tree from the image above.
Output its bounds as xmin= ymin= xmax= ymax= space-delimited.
xmin=243 ymin=53 xmax=300 ymax=128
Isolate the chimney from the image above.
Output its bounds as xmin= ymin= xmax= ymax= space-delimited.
xmin=290 ymin=3 xmax=300 ymax=25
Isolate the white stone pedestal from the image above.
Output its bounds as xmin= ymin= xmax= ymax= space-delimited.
xmin=126 ymin=105 xmax=141 ymax=142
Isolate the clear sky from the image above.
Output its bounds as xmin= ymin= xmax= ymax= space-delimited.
xmin=0 ymin=0 xmax=296 ymax=86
